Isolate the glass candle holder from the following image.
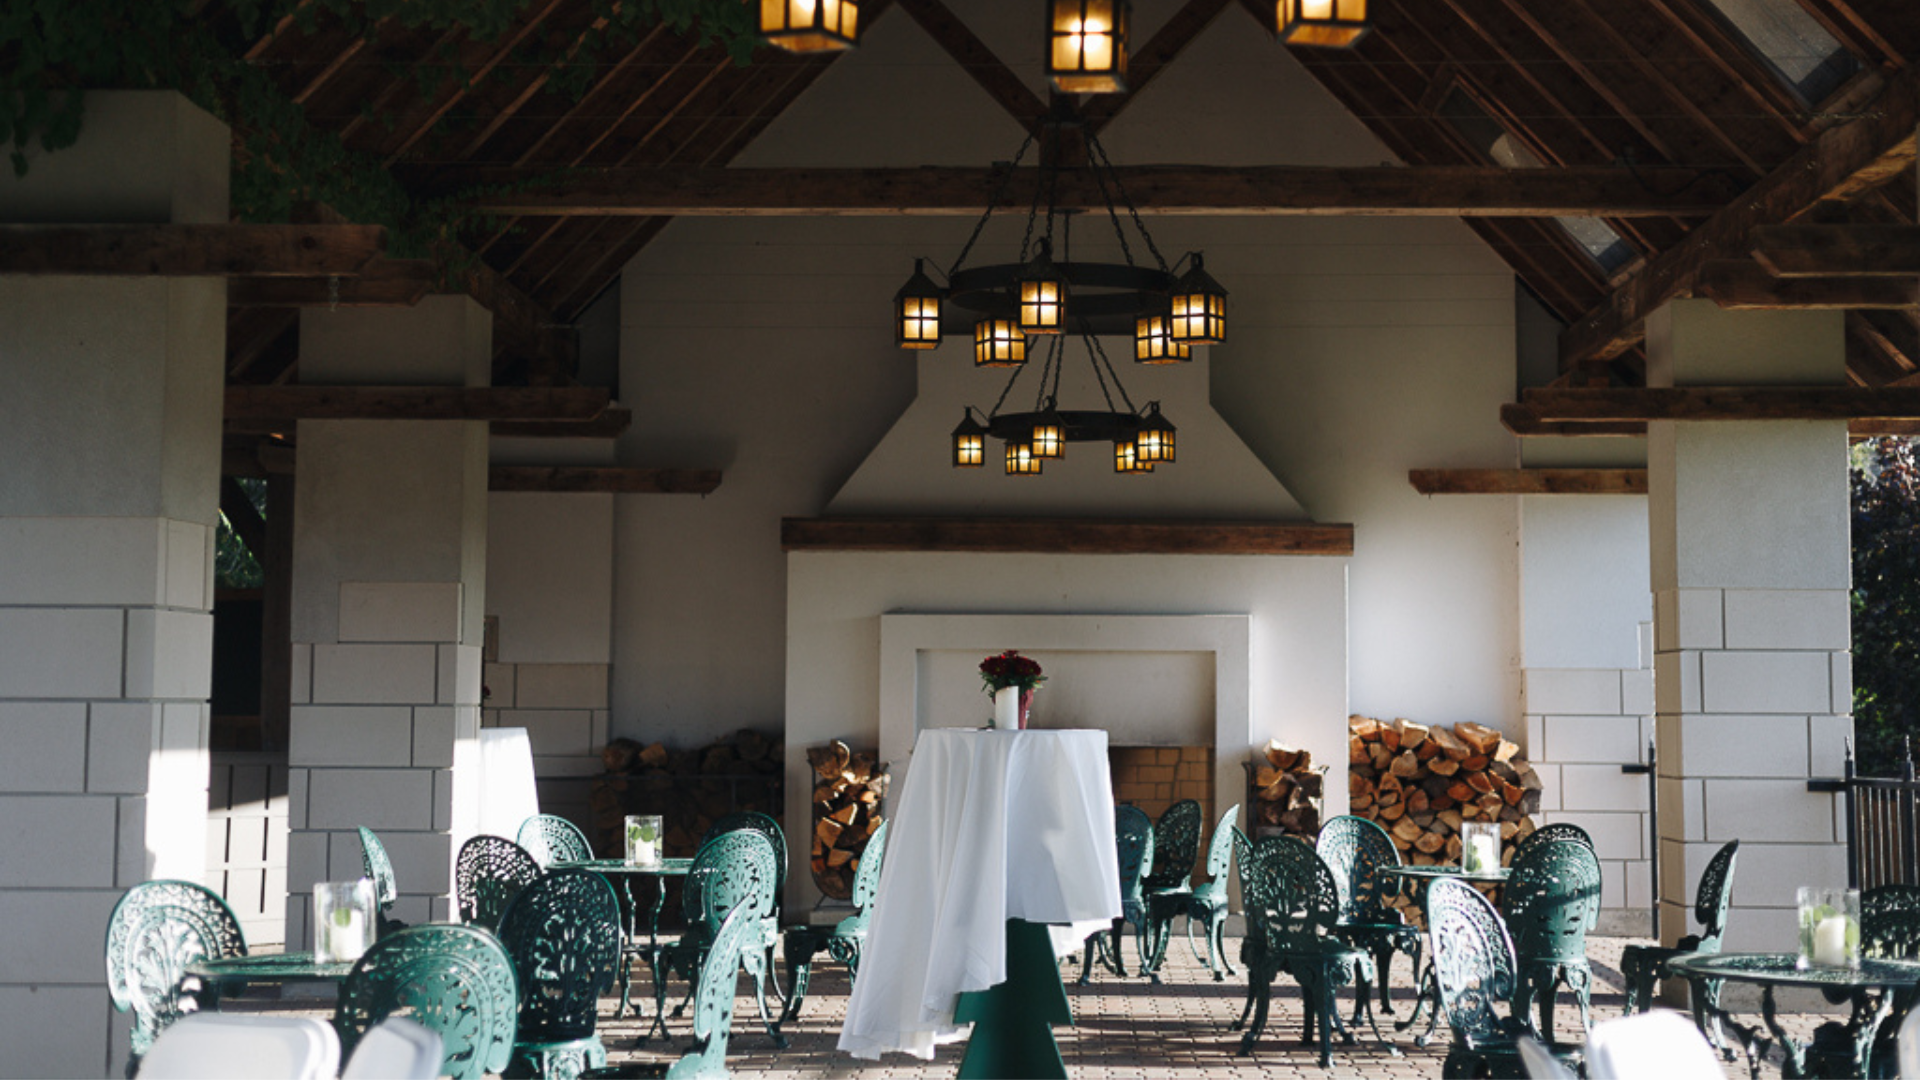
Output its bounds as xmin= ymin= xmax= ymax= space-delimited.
xmin=626 ymin=814 xmax=663 ymax=866
xmin=314 ymin=879 xmax=377 ymax=963
xmin=1798 ymin=886 xmax=1861 ymax=969
xmin=1461 ymin=821 xmax=1502 ymax=875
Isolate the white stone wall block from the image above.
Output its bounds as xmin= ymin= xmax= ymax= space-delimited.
xmin=306 ymin=768 xmax=436 ymax=830
xmin=1719 ymin=841 xmax=1849 ymax=908
xmin=1599 ymin=864 xmax=1624 ymax=910
xmin=116 ymin=796 xmax=151 ymax=886
xmin=509 ymin=709 xmax=596 ymax=757
xmin=286 ymin=768 xmax=310 ymax=829
xmin=291 ymin=644 xmax=312 ymax=705
xmin=423 ymin=896 xmax=451 ymax=923
xmin=0 ymin=517 xmax=166 ymax=606
xmin=1722 ymin=589 xmax=1849 ymax=651
xmin=0 ymin=796 xmax=117 ymax=888
xmin=311 ymin=643 xmax=438 ymax=705
xmin=124 ymin=608 xmax=215 ymax=700
xmin=0 ymin=701 xmax=86 ymax=793
xmin=455 ymin=704 xmax=480 ymax=741
xmin=431 ymin=769 xmax=454 ymax=833
xmin=512 ymin=663 xmax=610 ymax=710
xmin=1702 ymin=780 xmax=1839 ymax=843
xmin=413 ymin=706 xmax=457 ymax=767
xmin=1676 ymin=589 xmax=1725 ymax=649
xmin=164 ymin=519 xmax=211 ymax=611
xmin=1539 ymin=714 xmax=1642 ymax=764
xmin=1531 ymin=762 xmax=1562 ymax=812
xmin=483 ymin=662 xmax=515 ymax=707
xmin=160 ymin=701 xmax=205 ymax=754
xmin=1659 ymin=837 xmax=1689 ymax=906
xmin=1558 ymin=763 xmax=1649 ymax=812
xmin=1724 ymin=907 xmax=1800 ymax=954
xmin=338 ymin=581 xmax=462 ymax=643
xmin=1625 ymin=858 xmax=1652 ymax=909
xmin=378 ymin=831 xmax=453 ymax=894
xmin=531 ymin=755 xmax=604 ymax=778
xmin=288 ymin=704 xmax=413 ymax=767
xmin=0 ymin=889 xmax=122 ymax=983
xmin=1524 ymin=714 xmax=1544 ymax=758
xmin=1700 ymin=651 xmax=1834 ymax=715
xmin=437 ymin=644 xmax=484 ymax=706
xmin=0 ymin=607 xmax=126 ymax=698
xmin=1831 ymin=652 xmax=1852 ymax=717
xmin=1547 ymin=810 xmax=1643 ymax=861
xmin=1676 ymin=715 xmax=1811 ymax=778
xmin=1522 ymin=668 xmax=1622 ymax=716
xmin=1621 ymin=668 xmax=1654 ymax=718
xmin=1654 ymin=651 xmax=1703 ymax=716
xmin=0 ymin=986 xmax=115 ymax=1080
xmin=1639 ymin=621 xmax=1654 ymax=670
xmin=1809 ymin=715 xmax=1852 ymax=779
xmin=590 ymin=709 xmax=609 ymax=749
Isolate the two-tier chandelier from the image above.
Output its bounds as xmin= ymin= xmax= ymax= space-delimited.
xmin=891 ymin=110 xmax=1228 ymax=476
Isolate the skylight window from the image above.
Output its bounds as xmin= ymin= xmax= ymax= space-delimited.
xmin=1437 ymin=89 xmax=1637 ymax=275
xmin=1698 ymin=0 xmax=1859 ymax=103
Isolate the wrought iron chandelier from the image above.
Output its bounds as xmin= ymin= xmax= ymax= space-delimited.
xmin=892 ymin=109 xmax=1228 ymax=476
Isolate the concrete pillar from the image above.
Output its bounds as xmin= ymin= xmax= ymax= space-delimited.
xmin=0 ymin=92 xmax=228 ymax=1078
xmin=284 ymin=298 xmax=490 ymax=947
xmin=1648 ymin=300 xmax=1851 ymax=960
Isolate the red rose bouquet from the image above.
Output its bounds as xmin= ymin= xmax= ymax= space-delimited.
xmin=979 ymin=650 xmax=1046 ymax=696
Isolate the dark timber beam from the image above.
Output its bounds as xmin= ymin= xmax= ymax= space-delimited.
xmin=225 ymin=386 xmax=610 ymax=422
xmin=1514 ymin=386 xmax=1920 ymax=423
xmin=0 ymin=224 xmax=384 ymax=276
xmin=229 ymin=259 xmax=439 ymax=307
xmin=1750 ymin=224 xmax=1920 ymax=278
xmin=488 ymin=466 xmax=721 ymax=494
xmin=1698 ymin=260 xmax=1920 ymax=310
xmin=1408 ymin=468 xmax=1648 ymax=495
xmin=492 ymin=408 xmax=633 ymax=439
xmin=780 ymin=517 xmax=1355 ymax=556
xmin=432 ymin=165 xmax=1741 ymax=217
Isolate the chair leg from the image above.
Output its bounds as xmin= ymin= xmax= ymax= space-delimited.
xmin=746 ymin=953 xmax=787 ymax=1050
xmin=1700 ymin=977 xmax=1734 ymax=1060
xmin=1237 ymin=977 xmax=1273 ymax=1055
xmin=1211 ymin=914 xmax=1235 ymax=979
xmin=1078 ymin=936 xmax=1098 ymax=985
xmin=1232 ymin=969 xmax=1259 ymax=1031
xmin=1622 ymin=953 xmax=1655 ymax=1016
xmin=1187 ymin=913 xmax=1210 ymax=969
xmin=1569 ymin=963 xmax=1593 ymax=1036
xmin=779 ymin=956 xmax=813 ymax=1025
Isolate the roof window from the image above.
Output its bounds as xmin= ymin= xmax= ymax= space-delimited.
xmin=1697 ymin=0 xmax=1859 ymax=103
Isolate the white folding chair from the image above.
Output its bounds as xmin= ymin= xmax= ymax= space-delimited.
xmin=340 ymin=1016 xmax=444 ymax=1080
xmin=1584 ymin=1009 xmax=1722 ymax=1080
xmin=135 ymin=1014 xmax=339 ymax=1080
xmin=1898 ymin=1004 xmax=1920 ymax=1080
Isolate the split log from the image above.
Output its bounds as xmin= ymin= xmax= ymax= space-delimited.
xmin=1347 ymin=714 xmax=1542 ymax=880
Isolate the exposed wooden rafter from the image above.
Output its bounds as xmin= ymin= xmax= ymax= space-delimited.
xmin=492 ymin=408 xmax=633 ymax=439
xmin=780 ymin=517 xmax=1355 ymax=556
xmin=489 ymin=465 xmax=721 ymax=493
xmin=1697 ymin=260 xmax=1920 ymax=310
xmin=1506 ymin=386 xmax=1920 ymax=425
xmin=1408 ymin=468 xmax=1648 ymax=495
xmin=224 ymin=385 xmax=610 ymax=422
xmin=1750 ymin=224 xmax=1920 ymax=277
xmin=0 ymin=224 xmax=383 ymax=276
xmin=228 ymin=259 xmax=439 ymax=307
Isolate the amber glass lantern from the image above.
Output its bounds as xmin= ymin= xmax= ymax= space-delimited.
xmin=1276 ymin=0 xmax=1369 ymax=47
xmin=1047 ymin=0 xmax=1128 ymax=94
xmin=952 ymin=410 xmax=987 ymax=468
xmin=1113 ymin=438 xmax=1153 ymax=473
xmin=760 ymin=0 xmax=861 ymax=53
xmin=1134 ymin=403 xmax=1176 ymax=464
xmin=895 ymin=259 xmax=942 ymax=350
xmin=1134 ymin=313 xmax=1191 ymax=364
xmin=1030 ymin=405 xmax=1066 ymax=459
xmin=1006 ymin=441 xmax=1043 ymax=476
xmin=974 ymin=318 xmax=1028 ymax=367
xmin=1016 ymin=239 xmax=1067 ymax=336
xmin=1169 ymin=253 xmax=1227 ymax=345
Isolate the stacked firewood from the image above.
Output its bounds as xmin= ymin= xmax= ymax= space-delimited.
xmin=589 ymin=728 xmax=783 ymax=856
xmin=1347 ymin=715 xmax=1542 ymax=866
xmin=1251 ymin=740 xmax=1325 ymax=837
xmin=807 ymin=740 xmax=888 ymax=900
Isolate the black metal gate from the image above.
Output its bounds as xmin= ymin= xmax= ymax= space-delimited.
xmin=1813 ymin=738 xmax=1920 ymax=891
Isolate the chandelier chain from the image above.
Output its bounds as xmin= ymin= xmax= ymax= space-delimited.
xmin=1090 ymin=133 xmax=1169 ymax=273
xmin=1084 ymin=327 xmax=1135 ymax=416
xmin=947 ymin=132 xmax=1035 ymax=279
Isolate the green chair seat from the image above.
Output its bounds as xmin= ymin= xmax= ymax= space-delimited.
xmin=105 ymin=879 xmax=249 ymax=1077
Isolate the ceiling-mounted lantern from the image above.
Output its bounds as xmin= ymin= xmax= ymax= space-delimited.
xmin=1275 ymin=0 xmax=1370 ymax=48
xmin=952 ymin=410 xmax=988 ymax=468
xmin=1168 ymin=253 xmax=1227 ymax=345
xmin=760 ymin=0 xmax=861 ymax=53
xmin=1006 ymin=441 xmax=1044 ymax=476
xmin=1030 ymin=402 xmax=1067 ymax=459
xmin=974 ymin=318 xmax=1029 ymax=367
xmin=1114 ymin=438 xmax=1154 ymax=473
xmin=1016 ymin=238 xmax=1068 ymax=336
xmin=895 ymin=259 xmax=943 ymax=350
xmin=1134 ymin=313 xmax=1191 ymax=365
xmin=1047 ymin=0 xmax=1129 ymax=94
xmin=1134 ymin=402 xmax=1176 ymax=464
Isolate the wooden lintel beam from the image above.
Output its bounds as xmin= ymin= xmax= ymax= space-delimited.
xmin=488 ymin=465 xmax=720 ymax=494
xmin=779 ymin=517 xmax=1355 ymax=556
xmin=0 ymin=224 xmax=384 ymax=277
xmin=1699 ymin=260 xmax=1919 ymax=310
xmin=491 ymin=407 xmax=632 ymax=439
xmin=228 ymin=259 xmax=439 ymax=307
xmin=1559 ymin=64 xmax=1920 ymax=368
xmin=1750 ymin=224 xmax=1920 ymax=278
xmin=1408 ymin=468 xmax=1648 ymax=495
xmin=225 ymin=386 xmax=610 ymax=422
xmin=429 ymin=164 xmax=1741 ymax=217
xmin=1518 ymin=386 xmax=1920 ymax=423
xmin=1500 ymin=406 xmax=1649 ymax=437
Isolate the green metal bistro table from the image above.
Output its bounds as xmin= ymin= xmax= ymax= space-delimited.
xmin=1383 ymin=864 xmax=1512 ymax=1047
xmin=1670 ymin=952 xmax=1920 ymax=1079
xmin=183 ymin=951 xmax=355 ymax=1009
xmin=553 ymin=857 xmax=694 ymax=1019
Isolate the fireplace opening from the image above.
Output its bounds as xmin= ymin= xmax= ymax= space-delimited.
xmin=1109 ymin=745 xmax=1214 ymax=883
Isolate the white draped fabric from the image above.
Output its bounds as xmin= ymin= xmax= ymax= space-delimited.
xmin=475 ymin=727 xmax=540 ymax=839
xmin=838 ymin=728 xmax=1121 ymax=1060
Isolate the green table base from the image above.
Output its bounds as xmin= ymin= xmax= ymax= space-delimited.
xmin=954 ymin=920 xmax=1073 ymax=1080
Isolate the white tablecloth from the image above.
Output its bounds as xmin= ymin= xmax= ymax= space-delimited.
xmin=838 ymin=728 xmax=1121 ymax=1061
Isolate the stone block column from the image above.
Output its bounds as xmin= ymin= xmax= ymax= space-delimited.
xmin=284 ymin=298 xmax=490 ymax=946
xmin=1648 ymin=300 xmax=1851 ymax=962
xmin=0 ymin=92 xmax=228 ymax=1078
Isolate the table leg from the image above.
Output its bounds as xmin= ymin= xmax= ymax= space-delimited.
xmin=955 ymin=920 xmax=1073 ymax=1080
xmin=1391 ymin=955 xmax=1444 ymax=1048
xmin=614 ymin=877 xmax=642 ymax=1020
xmin=1682 ymin=974 xmax=1770 ymax=1080
xmin=640 ymin=875 xmax=673 ymax=1044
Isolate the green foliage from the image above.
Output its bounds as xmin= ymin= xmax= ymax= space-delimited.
xmin=1852 ymin=437 xmax=1920 ymax=775
xmin=216 ymin=478 xmax=267 ymax=591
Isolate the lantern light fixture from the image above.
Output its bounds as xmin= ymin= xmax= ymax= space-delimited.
xmin=1029 ymin=401 xmax=1067 ymax=459
xmin=1134 ymin=402 xmax=1176 ymax=464
xmin=1016 ymin=239 xmax=1068 ymax=335
xmin=1046 ymin=0 xmax=1129 ymax=94
xmin=1168 ymin=253 xmax=1228 ymax=345
xmin=1114 ymin=438 xmax=1154 ymax=473
xmin=758 ymin=0 xmax=862 ymax=53
xmin=895 ymin=259 xmax=942 ymax=349
xmin=1134 ymin=313 xmax=1190 ymax=364
xmin=1275 ymin=0 xmax=1370 ymax=48
xmin=974 ymin=318 xmax=1029 ymax=367
xmin=952 ymin=409 xmax=988 ymax=468
xmin=1005 ymin=441 xmax=1044 ymax=476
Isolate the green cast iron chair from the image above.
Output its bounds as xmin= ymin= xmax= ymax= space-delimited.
xmin=648 ymin=829 xmax=782 ymax=1048
xmin=105 ymin=879 xmax=249 ymax=1077
xmin=1501 ymin=835 xmax=1603 ymax=1040
xmin=1427 ymin=876 xmax=1583 ymax=1078
xmin=1511 ymin=822 xmax=1594 ymax=862
xmin=333 ymin=923 xmax=518 ymax=1080
xmin=589 ymin=903 xmax=756 ymax=1080
xmin=1185 ymin=804 xmax=1241 ymax=981
xmin=1139 ymin=799 xmax=1203 ymax=981
xmin=455 ymin=835 xmax=543 ymax=932
xmin=1620 ymin=838 xmax=1738 ymax=1056
xmin=1232 ymin=834 xmax=1388 ymax=1066
xmin=700 ymin=812 xmax=788 ymax=1006
xmin=496 ymin=868 xmax=622 ymax=1078
xmin=1078 ymin=804 xmax=1153 ymax=983
xmin=1317 ymin=813 xmax=1424 ymax=1017
xmin=780 ymin=819 xmax=888 ymax=1028
xmin=1854 ymin=883 xmax=1920 ymax=1078
xmin=516 ymin=814 xmax=594 ymax=869
xmin=358 ymin=826 xmax=406 ymax=936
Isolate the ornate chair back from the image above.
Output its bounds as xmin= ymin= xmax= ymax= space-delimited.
xmin=1427 ymin=876 xmax=1520 ymax=1048
xmin=701 ymin=811 xmax=787 ymax=918
xmin=1246 ymin=836 xmax=1343 ymax=954
xmin=1503 ymin=838 xmax=1603 ymax=965
xmin=1864 ymin=883 xmax=1920 ymax=959
xmin=839 ymin=819 xmax=890 ymax=936
xmin=668 ymin=903 xmax=757 ymax=1077
xmin=1115 ymin=805 xmax=1154 ymax=912
xmin=1316 ymin=814 xmax=1403 ymax=925
xmin=454 ymin=835 xmax=542 ymax=931
xmin=684 ymin=830 xmax=780 ymax=942
xmin=105 ymin=879 xmax=249 ymax=1072
xmin=1203 ymin=804 xmax=1240 ymax=888
xmin=332 ymin=924 xmax=517 ymax=1080
xmin=1692 ymin=839 xmax=1740 ymax=952
xmin=515 ymin=814 xmax=593 ymax=868
xmin=357 ymin=827 xmax=402 ymax=932
xmin=1513 ymin=822 xmax=1594 ymax=861
xmin=1144 ymin=799 xmax=1202 ymax=892
xmin=496 ymin=868 xmax=621 ymax=1042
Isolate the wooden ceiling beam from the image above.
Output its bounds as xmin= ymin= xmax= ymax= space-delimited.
xmin=434 ymin=163 xmax=1740 ymax=217
xmin=1408 ymin=468 xmax=1647 ymax=495
xmin=492 ymin=407 xmax=632 ymax=439
xmin=780 ymin=517 xmax=1356 ymax=556
xmin=1750 ymin=224 xmax=1920 ymax=277
xmin=1515 ymin=386 xmax=1920 ymax=423
xmin=372 ymin=0 xmax=568 ymax=165
xmin=894 ymin=0 xmax=1048 ymax=135
xmin=1559 ymin=67 xmax=1920 ymax=369
xmin=224 ymin=385 xmax=609 ymax=422
xmin=488 ymin=466 xmax=721 ymax=494
xmin=1697 ymin=259 xmax=1919 ymax=309
xmin=0 ymin=224 xmax=383 ymax=277
xmin=228 ymin=258 xmax=439 ymax=307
